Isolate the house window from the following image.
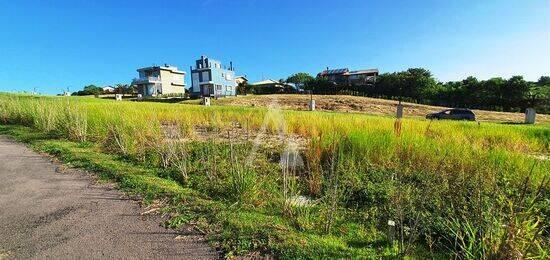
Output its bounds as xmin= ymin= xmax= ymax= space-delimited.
xmin=201 ymin=71 xmax=209 ymax=82
xmin=226 ymin=86 xmax=232 ymax=91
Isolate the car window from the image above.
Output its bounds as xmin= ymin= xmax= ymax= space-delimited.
xmin=450 ymin=110 xmax=460 ymax=115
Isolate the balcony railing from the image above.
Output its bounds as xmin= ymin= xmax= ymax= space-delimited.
xmin=132 ymin=76 xmax=161 ymax=84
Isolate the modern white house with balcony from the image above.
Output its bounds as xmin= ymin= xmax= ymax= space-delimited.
xmin=132 ymin=64 xmax=186 ymax=96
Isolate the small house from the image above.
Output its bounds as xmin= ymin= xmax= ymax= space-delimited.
xmin=132 ymin=64 xmax=186 ymax=97
xmin=190 ymin=56 xmax=237 ymax=98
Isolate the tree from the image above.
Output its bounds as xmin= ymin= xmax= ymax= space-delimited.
xmin=537 ymin=76 xmax=550 ymax=86
xmin=72 ymin=84 xmax=103 ymax=96
xmin=236 ymin=82 xmax=252 ymax=95
xmin=284 ymin=69 xmax=547 ymax=113
xmin=375 ymin=72 xmax=406 ymax=98
xmin=286 ymin=72 xmax=314 ymax=85
xmin=304 ymin=76 xmax=333 ymax=94
xmin=408 ymin=68 xmax=437 ymax=101
xmin=482 ymin=77 xmax=506 ymax=110
xmin=114 ymin=84 xmax=135 ymax=95
xmin=502 ymin=76 xmax=529 ymax=111
xmin=461 ymin=76 xmax=480 ymax=107
xmin=115 ymin=84 xmax=126 ymax=94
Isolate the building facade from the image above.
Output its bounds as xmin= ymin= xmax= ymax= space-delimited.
xmin=190 ymin=56 xmax=236 ymax=97
xmin=235 ymin=76 xmax=248 ymax=86
xmin=102 ymin=86 xmax=115 ymax=93
xmin=318 ymin=68 xmax=378 ymax=86
xmin=132 ymin=64 xmax=186 ymax=96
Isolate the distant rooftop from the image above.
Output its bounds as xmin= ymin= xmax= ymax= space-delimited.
xmin=349 ymin=69 xmax=379 ymax=75
xmin=319 ymin=68 xmax=378 ymax=76
xmin=251 ymin=79 xmax=280 ymax=85
xmin=137 ymin=64 xmax=185 ymax=74
xmin=320 ymin=68 xmax=349 ymax=75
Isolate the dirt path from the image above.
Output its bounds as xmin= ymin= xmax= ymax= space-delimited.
xmin=0 ymin=136 xmax=219 ymax=259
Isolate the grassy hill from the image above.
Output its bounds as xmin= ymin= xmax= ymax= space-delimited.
xmin=182 ymin=94 xmax=550 ymax=123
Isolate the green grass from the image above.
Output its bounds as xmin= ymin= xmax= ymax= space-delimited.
xmin=0 ymin=124 xmax=400 ymax=258
xmin=0 ymin=93 xmax=548 ymax=258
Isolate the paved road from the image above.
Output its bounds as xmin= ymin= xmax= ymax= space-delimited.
xmin=0 ymin=136 xmax=219 ymax=259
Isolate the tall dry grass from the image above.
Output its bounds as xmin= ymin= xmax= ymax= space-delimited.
xmin=1 ymin=93 xmax=548 ymax=257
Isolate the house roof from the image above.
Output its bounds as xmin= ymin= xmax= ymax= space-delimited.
xmin=250 ymin=79 xmax=299 ymax=89
xmin=319 ymin=68 xmax=349 ymax=76
xmin=348 ymin=69 xmax=379 ymax=75
xmin=235 ymin=76 xmax=248 ymax=81
xmin=250 ymin=79 xmax=280 ymax=85
xmin=137 ymin=65 xmax=185 ymax=75
xmin=318 ymin=68 xmax=379 ymax=77
xmin=286 ymin=82 xmax=298 ymax=89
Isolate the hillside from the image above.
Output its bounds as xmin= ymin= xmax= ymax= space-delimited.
xmin=190 ymin=94 xmax=550 ymax=123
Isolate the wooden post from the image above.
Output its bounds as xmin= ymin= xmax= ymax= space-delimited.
xmin=309 ymin=90 xmax=315 ymax=111
xmin=396 ymin=101 xmax=404 ymax=119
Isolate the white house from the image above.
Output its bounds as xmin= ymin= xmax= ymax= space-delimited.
xmin=132 ymin=64 xmax=186 ymax=96
xmin=102 ymin=86 xmax=115 ymax=93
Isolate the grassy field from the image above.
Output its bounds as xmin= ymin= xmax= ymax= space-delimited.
xmin=0 ymin=93 xmax=548 ymax=258
xmin=182 ymin=94 xmax=550 ymax=123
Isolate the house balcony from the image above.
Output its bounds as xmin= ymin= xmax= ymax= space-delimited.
xmin=132 ymin=76 xmax=161 ymax=85
xmin=199 ymin=81 xmax=213 ymax=85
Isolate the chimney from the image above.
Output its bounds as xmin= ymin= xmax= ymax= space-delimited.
xmin=230 ymin=61 xmax=233 ymax=71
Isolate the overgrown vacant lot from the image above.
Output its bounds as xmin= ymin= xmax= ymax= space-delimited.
xmin=1 ymin=93 xmax=548 ymax=258
xmin=184 ymin=94 xmax=550 ymax=123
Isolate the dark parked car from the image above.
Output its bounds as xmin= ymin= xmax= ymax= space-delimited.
xmin=426 ymin=108 xmax=476 ymax=121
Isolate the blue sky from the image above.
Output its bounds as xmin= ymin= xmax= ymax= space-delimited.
xmin=0 ymin=0 xmax=548 ymax=94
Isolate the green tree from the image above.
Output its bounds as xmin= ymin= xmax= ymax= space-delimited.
xmin=502 ymin=76 xmax=529 ymax=111
xmin=304 ymin=76 xmax=333 ymax=93
xmin=72 ymin=84 xmax=103 ymax=96
xmin=461 ymin=76 xmax=480 ymax=107
xmin=482 ymin=77 xmax=506 ymax=110
xmin=537 ymin=76 xmax=550 ymax=86
xmin=403 ymin=68 xmax=437 ymax=102
xmin=236 ymin=82 xmax=252 ymax=95
xmin=286 ymin=72 xmax=314 ymax=85
xmin=375 ymin=72 xmax=406 ymax=99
